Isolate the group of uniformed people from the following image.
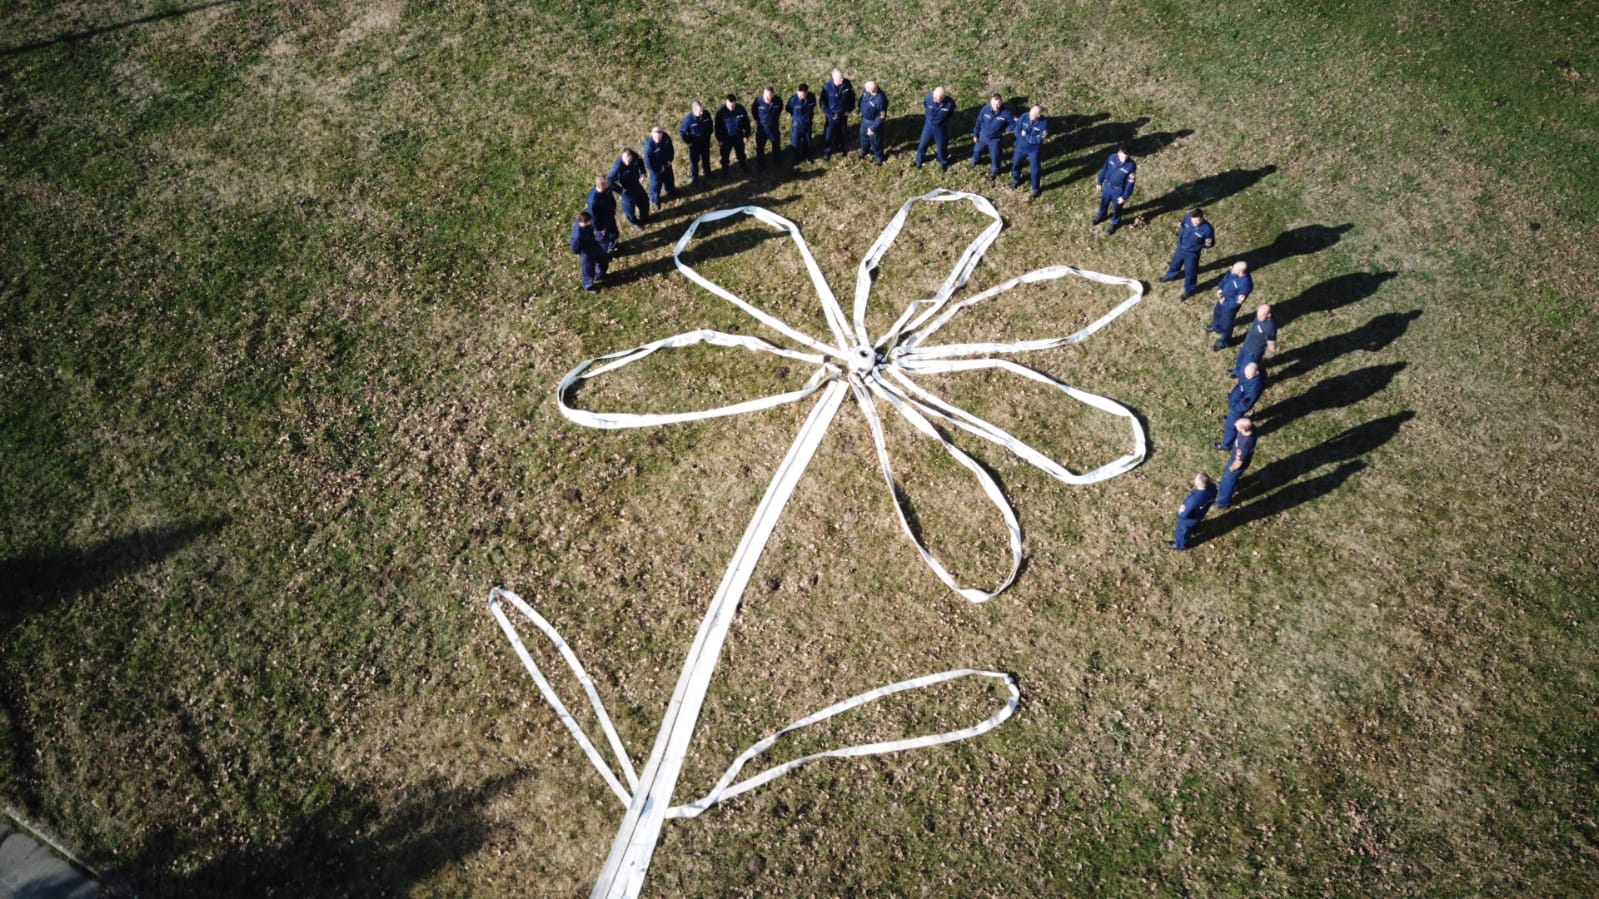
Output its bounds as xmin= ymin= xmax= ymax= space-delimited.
xmin=1168 ymin=222 xmax=1282 ymax=550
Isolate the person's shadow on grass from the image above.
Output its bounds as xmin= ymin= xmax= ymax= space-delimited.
xmin=1122 ymin=165 xmax=1278 ymax=224
xmin=1203 ymin=223 xmax=1353 ymax=275
xmin=1254 ymin=362 xmax=1408 ymax=436
xmin=1197 ymin=411 xmax=1415 ymax=543
xmin=1272 ymin=309 xmax=1421 ymax=383
xmin=1274 ymin=270 xmax=1399 ymax=325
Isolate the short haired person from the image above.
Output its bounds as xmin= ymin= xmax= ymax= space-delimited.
xmin=787 ymin=83 xmax=818 ymax=164
xmin=1010 ymin=105 xmax=1047 ymax=197
xmin=1211 ymin=260 xmax=1252 ymax=350
xmin=607 ymin=147 xmax=651 ymax=229
xmin=971 ymin=94 xmax=1014 ymax=180
xmin=570 ymin=210 xmax=609 ymax=293
xmin=1168 ymin=472 xmax=1217 ymax=550
xmin=914 ymin=86 xmax=956 ymax=171
xmin=642 ymin=127 xmax=678 ymax=210
xmin=585 ymin=175 xmax=620 ymax=254
xmin=752 ymin=87 xmax=784 ymax=169
xmin=1159 ymin=207 xmax=1216 ymax=300
xmin=678 ymin=101 xmax=714 ymax=185
xmin=1214 ymin=417 xmax=1257 ymax=509
xmin=820 ymin=68 xmax=856 ymax=160
xmin=714 ymin=93 xmax=751 ymax=174
xmin=1218 ymin=361 xmax=1266 ymax=451
xmin=857 ymin=80 xmax=888 ymax=164
xmin=1233 ymin=304 xmax=1279 ymax=378
xmin=1093 ymin=144 xmax=1136 ymax=235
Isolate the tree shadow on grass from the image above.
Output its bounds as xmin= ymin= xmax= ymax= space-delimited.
xmin=0 ymin=517 xmax=229 ymax=816
xmin=1197 ymin=411 xmax=1415 ymax=542
xmin=1272 ymin=310 xmax=1421 ymax=383
xmin=1255 ymin=362 xmax=1408 ymax=436
xmin=130 ymin=771 xmax=529 ymax=898
xmin=0 ymin=0 xmax=243 ymax=56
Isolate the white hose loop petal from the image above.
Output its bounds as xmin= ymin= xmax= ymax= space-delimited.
xmin=490 ymin=191 xmax=1148 ymax=899
xmin=488 ymin=588 xmax=638 ymax=807
xmin=666 ymin=669 xmax=1019 ymax=819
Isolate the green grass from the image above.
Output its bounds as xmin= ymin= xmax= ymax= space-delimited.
xmin=3 ymin=0 xmax=1597 ymax=895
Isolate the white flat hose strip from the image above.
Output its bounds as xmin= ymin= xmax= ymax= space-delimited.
xmin=904 ymin=264 xmax=1146 ymax=358
xmin=852 ymin=376 xmax=1021 ymax=603
xmin=588 ymin=381 xmax=851 ymax=899
xmin=558 ymin=329 xmax=836 ymax=430
xmin=853 ymin=190 xmax=1005 ymax=350
xmin=883 ymin=360 xmax=1147 ymax=486
xmin=673 ymin=206 xmax=854 ymax=355
xmin=666 ymin=669 xmax=1019 ymax=819
xmin=488 ymin=590 xmax=637 ymax=806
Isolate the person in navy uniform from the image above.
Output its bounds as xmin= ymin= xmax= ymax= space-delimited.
xmin=642 ymin=127 xmax=678 ymax=211
xmin=679 ymin=101 xmax=714 ymax=185
xmin=1214 ymin=417 xmax=1257 ymax=509
xmin=1210 ymin=260 xmax=1252 ymax=350
xmin=971 ymin=94 xmax=1014 ymax=179
xmin=586 ymin=175 xmax=620 ymax=254
xmin=570 ymin=211 xmax=608 ymax=293
xmin=1167 ymin=472 xmax=1217 ymax=550
xmin=820 ymin=68 xmax=856 ymax=161
xmin=914 ymin=86 xmax=956 ymax=171
xmin=1217 ymin=361 xmax=1266 ymax=451
xmin=1010 ymin=105 xmax=1048 ymax=197
xmin=752 ymin=87 xmax=784 ymax=169
xmin=787 ymin=83 xmax=817 ymax=164
xmin=607 ymin=147 xmax=650 ymax=229
xmin=1093 ymin=145 xmax=1136 ymax=234
xmin=1232 ymin=304 xmax=1279 ymax=377
xmin=1159 ymin=208 xmax=1215 ymax=299
xmin=857 ymin=80 xmax=888 ymax=164
xmin=714 ymin=94 xmax=751 ymax=174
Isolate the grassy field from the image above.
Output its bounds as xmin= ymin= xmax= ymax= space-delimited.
xmin=2 ymin=0 xmax=1597 ymax=895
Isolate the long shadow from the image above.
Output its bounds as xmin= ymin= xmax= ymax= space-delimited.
xmin=1273 ymin=310 xmax=1421 ymax=383
xmin=1123 ymin=165 xmax=1278 ymax=224
xmin=1 ymin=0 xmax=243 ymax=56
xmin=0 ymin=517 xmax=228 ymax=814
xmin=1203 ymin=223 xmax=1353 ymax=274
xmin=1198 ymin=410 xmax=1416 ymax=541
xmin=1274 ymin=270 xmax=1398 ymax=325
xmin=1255 ymin=362 xmax=1407 ymax=435
xmin=2 ymin=517 xmax=230 ymax=632
xmin=604 ymin=214 xmax=789 ymax=290
xmin=131 ymin=771 xmax=530 ymax=897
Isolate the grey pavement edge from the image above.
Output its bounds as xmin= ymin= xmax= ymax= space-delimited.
xmin=1 ymin=805 xmax=122 ymax=899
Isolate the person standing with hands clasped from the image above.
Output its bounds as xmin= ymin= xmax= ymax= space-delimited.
xmin=858 ymin=80 xmax=888 ymax=164
xmin=820 ymin=68 xmax=856 ymax=161
xmin=1010 ymin=105 xmax=1047 ymax=197
xmin=678 ymin=101 xmax=714 ymax=186
xmin=714 ymin=94 xmax=751 ymax=174
xmin=1211 ymin=260 xmax=1252 ymax=350
xmin=1160 ymin=208 xmax=1216 ymax=300
xmin=914 ymin=86 xmax=956 ymax=171
xmin=787 ymin=84 xmax=818 ymax=165
xmin=570 ymin=211 xmax=608 ymax=293
xmin=1168 ymin=472 xmax=1217 ymax=551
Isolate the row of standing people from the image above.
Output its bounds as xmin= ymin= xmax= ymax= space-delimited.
xmin=1169 ymin=218 xmax=1281 ymax=549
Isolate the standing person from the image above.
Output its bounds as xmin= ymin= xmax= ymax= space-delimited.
xmin=971 ymin=94 xmax=1014 ymax=179
xmin=820 ymin=68 xmax=856 ymax=160
xmin=753 ymin=87 xmax=784 ymax=169
xmin=642 ymin=127 xmax=678 ymax=211
xmin=914 ymin=86 xmax=956 ymax=171
xmin=1232 ymin=304 xmax=1279 ymax=377
xmin=1010 ymin=105 xmax=1048 ymax=197
xmin=1217 ymin=362 xmax=1266 ymax=451
xmin=570 ymin=211 xmax=609 ymax=293
xmin=1210 ymin=260 xmax=1252 ymax=350
xmin=586 ymin=176 xmax=620 ymax=253
xmin=1159 ymin=208 xmax=1216 ymax=300
xmin=1214 ymin=418 xmax=1257 ymax=509
xmin=1168 ymin=472 xmax=1217 ymax=551
xmin=787 ymin=83 xmax=817 ymax=164
xmin=1093 ymin=144 xmax=1137 ymax=235
xmin=858 ymin=80 xmax=888 ymax=164
xmin=607 ymin=147 xmax=650 ymax=229
xmin=679 ymin=101 xmax=714 ymax=185
xmin=714 ymin=94 xmax=751 ymax=174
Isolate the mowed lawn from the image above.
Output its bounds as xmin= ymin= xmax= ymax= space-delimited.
xmin=2 ymin=0 xmax=1596 ymax=895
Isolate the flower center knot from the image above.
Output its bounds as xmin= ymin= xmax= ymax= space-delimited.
xmin=848 ymin=345 xmax=880 ymax=375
